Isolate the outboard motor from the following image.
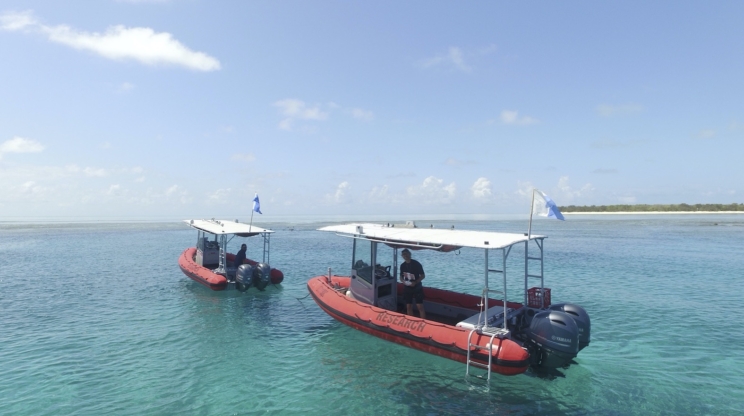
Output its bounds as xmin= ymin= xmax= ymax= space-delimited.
xmin=525 ymin=310 xmax=580 ymax=368
xmin=550 ymin=303 xmax=591 ymax=351
xmin=235 ymin=264 xmax=255 ymax=292
xmin=252 ymin=263 xmax=271 ymax=291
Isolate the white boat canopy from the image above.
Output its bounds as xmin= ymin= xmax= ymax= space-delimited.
xmin=184 ymin=219 xmax=273 ymax=236
xmin=184 ymin=219 xmax=274 ymax=275
xmin=318 ymin=223 xmax=544 ymax=251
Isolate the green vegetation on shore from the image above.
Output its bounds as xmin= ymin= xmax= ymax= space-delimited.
xmin=559 ymin=203 xmax=744 ymax=213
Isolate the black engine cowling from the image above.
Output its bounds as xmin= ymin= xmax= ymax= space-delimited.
xmin=252 ymin=263 xmax=271 ymax=291
xmin=526 ymin=310 xmax=580 ymax=368
xmin=549 ymin=303 xmax=591 ymax=351
xmin=235 ymin=264 xmax=255 ymax=292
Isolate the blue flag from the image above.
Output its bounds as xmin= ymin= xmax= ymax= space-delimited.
xmin=535 ymin=190 xmax=565 ymax=221
xmin=252 ymin=193 xmax=262 ymax=214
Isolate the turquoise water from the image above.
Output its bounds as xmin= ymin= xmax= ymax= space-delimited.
xmin=1 ymin=216 xmax=743 ymax=415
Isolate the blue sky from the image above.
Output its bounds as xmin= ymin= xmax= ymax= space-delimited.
xmin=1 ymin=1 xmax=743 ymax=221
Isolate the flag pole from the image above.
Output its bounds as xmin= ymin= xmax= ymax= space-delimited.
xmin=527 ymin=188 xmax=536 ymax=239
xmin=249 ymin=209 xmax=254 ymax=233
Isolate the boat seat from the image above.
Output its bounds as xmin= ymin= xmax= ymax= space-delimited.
xmin=456 ymin=306 xmax=519 ymax=330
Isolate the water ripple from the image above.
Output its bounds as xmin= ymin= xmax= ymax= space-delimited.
xmin=1 ymin=218 xmax=743 ymax=414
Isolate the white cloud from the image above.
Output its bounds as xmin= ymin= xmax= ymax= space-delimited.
xmin=273 ymin=98 xmax=329 ymax=131
xmin=273 ymin=99 xmax=374 ymax=129
xmin=593 ymin=168 xmax=618 ymax=174
xmin=117 ymin=82 xmax=135 ymax=93
xmin=368 ymin=185 xmax=389 ymax=200
xmin=556 ymin=176 xmax=593 ymax=202
xmin=350 ymin=108 xmax=374 ymax=122
xmin=277 ymin=119 xmax=293 ymax=131
xmin=471 ymin=177 xmax=492 ymax=199
xmin=516 ymin=181 xmax=535 ymax=199
xmin=83 ymin=167 xmax=107 ymax=177
xmin=617 ymin=196 xmax=637 ymax=204
xmin=47 ymin=25 xmax=220 ymax=71
xmin=500 ymin=110 xmax=539 ymax=125
xmin=597 ymin=103 xmax=643 ymax=117
xmin=0 ymin=10 xmax=37 ymax=31
xmin=516 ymin=176 xmax=592 ymax=205
xmin=407 ymin=176 xmax=456 ymax=205
xmin=207 ymin=188 xmax=230 ymax=204
xmin=0 ymin=137 xmax=45 ymax=158
xmin=330 ymin=181 xmax=349 ymax=203
xmin=64 ymin=164 xmax=127 ymax=179
xmin=591 ymin=138 xmax=642 ymax=149
xmin=274 ymin=99 xmax=328 ymax=120
xmin=422 ymin=47 xmax=471 ymax=73
xmin=164 ymin=185 xmax=192 ymax=204
xmin=0 ymin=136 xmax=44 ymax=152
xmin=478 ymin=44 xmax=498 ymax=55
xmin=19 ymin=181 xmax=45 ymax=194
xmin=107 ymin=184 xmax=121 ymax=195
xmin=696 ymin=129 xmax=716 ymax=139
xmin=232 ymin=153 xmax=256 ymax=162
xmin=445 ymin=157 xmax=477 ymax=167
xmin=0 ymin=10 xmax=220 ymax=71
xmin=135 ymin=185 xmax=191 ymax=204
xmin=0 ymin=163 xmax=206 ymax=213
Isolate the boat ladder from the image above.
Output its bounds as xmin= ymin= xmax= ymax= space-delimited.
xmin=465 ymin=326 xmax=509 ymax=381
xmin=524 ymin=238 xmax=546 ymax=307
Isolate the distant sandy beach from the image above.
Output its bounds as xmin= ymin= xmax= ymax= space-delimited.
xmin=563 ymin=211 xmax=744 ymax=215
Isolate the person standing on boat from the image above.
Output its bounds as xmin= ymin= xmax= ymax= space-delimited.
xmin=234 ymin=243 xmax=247 ymax=269
xmin=400 ymin=249 xmax=426 ymax=319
